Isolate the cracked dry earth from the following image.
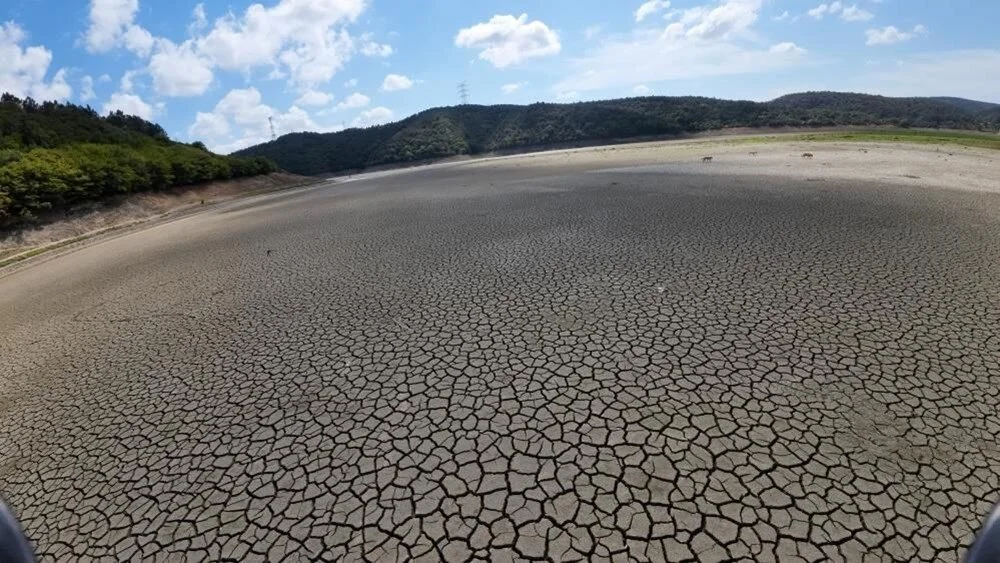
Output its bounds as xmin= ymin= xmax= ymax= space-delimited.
xmin=1 ymin=159 xmax=999 ymax=562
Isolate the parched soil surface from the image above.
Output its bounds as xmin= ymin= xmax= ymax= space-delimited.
xmin=1 ymin=142 xmax=998 ymax=561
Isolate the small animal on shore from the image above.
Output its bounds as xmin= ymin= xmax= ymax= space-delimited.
xmin=702 ymin=156 xmax=713 ymax=163
xmin=749 ymin=151 xmax=758 ymax=157
xmin=802 ymin=152 xmax=814 ymax=159
xmin=859 ymin=149 xmax=868 ymax=154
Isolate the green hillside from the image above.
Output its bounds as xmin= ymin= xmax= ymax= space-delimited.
xmin=0 ymin=94 xmax=276 ymax=229
xmin=236 ymin=91 xmax=1000 ymax=176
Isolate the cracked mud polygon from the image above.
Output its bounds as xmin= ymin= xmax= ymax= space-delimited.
xmin=1 ymin=152 xmax=999 ymax=561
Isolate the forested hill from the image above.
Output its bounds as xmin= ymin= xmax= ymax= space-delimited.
xmin=236 ymin=91 xmax=1000 ymax=176
xmin=0 ymin=93 xmax=276 ymax=229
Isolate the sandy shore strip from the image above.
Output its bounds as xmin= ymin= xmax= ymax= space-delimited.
xmin=460 ymin=139 xmax=1000 ymax=195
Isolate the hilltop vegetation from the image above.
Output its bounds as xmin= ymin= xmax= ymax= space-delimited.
xmin=237 ymin=91 xmax=1000 ymax=176
xmin=0 ymin=94 xmax=276 ymax=229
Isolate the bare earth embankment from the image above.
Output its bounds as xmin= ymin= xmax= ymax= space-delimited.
xmin=1 ymin=138 xmax=999 ymax=561
xmin=0 ymin=172 xmax=316 ymax=267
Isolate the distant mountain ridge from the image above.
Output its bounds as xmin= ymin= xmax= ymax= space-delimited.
xmin=235 ymin=91 xmax=1000 ymax=176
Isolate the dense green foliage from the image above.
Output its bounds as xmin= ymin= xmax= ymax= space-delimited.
xmin=0 ymin=93 xmax=276 ymax=228
xmin=237 ymin=91 xmax=1000 ymax=176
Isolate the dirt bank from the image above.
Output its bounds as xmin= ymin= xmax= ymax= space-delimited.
xmin=0 ymin=173 xmax=317 ymax=264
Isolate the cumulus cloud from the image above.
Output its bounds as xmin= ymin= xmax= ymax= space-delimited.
xmin=840 ymin=5 xmax=874 ymax=22
xmin=0 ymin=22 xmax=72 ymax=101
xmin=381 ymin=73 xmax=413 ymax=91
xmin=84 ymin=0 xmax=139 ymax=52
xmin=635 ymin=1 xmax=671 ymax=22
xmin=336 ymin=92 xmax=369 ymax=110
xmin=195 ymin=0 xmax=363 ymax=88
xmin=809 ymin=2 xmax=872 ymax=22
xmin=189 ymin=110 xmax=230 ymax=139
xmin=455 ymin=14 xmax=561 ymax=68
xmin=188 ymin=87 xmax=338 ymax=153
xmin=866 ymin=24 xmax=926 ymax=46
xmin=122 ymin=23 xmax=154 ymax=56
xmin=633 ymin=84 xmax=651 ymax=95
xmin=294 ymin=90 xmax=333 ymax=107
xmin=148 ymin=39 xmax=214 ymax=96
xmin=772 ymin=10 xmax=790 ymax=22
xmin=351 ymin=106 xmax=394 ymax=127
xmin=80 ymin=75 xmax=96 ymax=101
xmin=666 ymin=0 xmax=762 ymax=41
xmin=103 ymin=92 xmax=154 ymax=119
xmin=344 ymin=78 xmax=358 ymax=88
xmin=83 ymin=0 xmax=374 ymax=97
xmin=554 ymin=0 xmax=806 ymax=94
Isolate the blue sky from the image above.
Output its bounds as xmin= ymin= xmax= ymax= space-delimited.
xmin=3 ymin=0 xmax=999 ymax=153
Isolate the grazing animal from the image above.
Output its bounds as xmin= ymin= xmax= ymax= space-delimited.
xmin=749 ymin=151 xmax=758 ymax=157
xmin=802 ymin=152 xmax=814 ymax=159
xmin=702 ymin=156 xmax=713 ymax=163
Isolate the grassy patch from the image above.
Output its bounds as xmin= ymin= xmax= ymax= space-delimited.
xmin=720 ymin=129 xmax=1000 ymax=151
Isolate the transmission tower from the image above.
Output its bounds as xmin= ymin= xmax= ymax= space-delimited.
xmin=269 ymin=117 xmax=277 ymax=141
xmin=457 ymin=82 xmax=470 ymax=105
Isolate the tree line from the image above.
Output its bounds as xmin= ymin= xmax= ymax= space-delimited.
xmin=236 ymin=91 xmax=1000 ymax=176
xmin=0 ymin=94 xmax=276 ymax=229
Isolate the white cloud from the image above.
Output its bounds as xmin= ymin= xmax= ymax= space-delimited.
xmin=671 ymin=0 xmax=762 ymax=41
xmin=556 ymin=90 xmax=580 ymax=101
xmin=359 ymin=33 xmax=393 ymax=57
xmin=351 ymin=106 xmax=394 ymax=127
xmin=866 ymin=24 xmax=926 ymax=46
xmin=0 ymin=22 xmax=72 ymax=101
xmin=633 ymin=84 xmax=651 ymax=95
xmin=85 ymin=0 xmax=139 ymax=52
xmin=635 ymin=1 xmax=671 ymax=22
xmin=148 ymin=39 xmax=214 ymax=96
xmin=810 ymin=2 xmax=872 ymax=22
xmin=336 ymin=92 xmax=369 ymax=109
xmin=189 ymin=111 xmax=230 ymax=139
xmin=808 ymin=2 xmax=841 ymax=19
xmin=455 ymin=14 xmax=561 ymax=68
xmin=502 ymin=82 xmax=526 ymax=94
xmin=770 ymin=42 xmax=806 ymax=55
xmin=80 ymin=75 xmax=96 ymax=101
xmin=295 ymin=90 xmax=333 ymax=107
xmin=840 ymin=5 xmax=873 ymax=22
xmin=344 ymin=78 xmax=358 ymax=88
xmin=190 ymin=4 xmax=207 ymax=33
xmin=381 ymin=73 xmax=413 ymax=91
xmin=195 ymin=0 xmax=364 ymax=88
xmin=584 ymin=25 xmax=603 ymax=40
xmin=103 ymin=92 xmax=154 ymax=119
xmin=122 ymin=24 xmax=154 ymax=56
xmin=554 ymin=0 xmax=807 ymax=94
xmin=119 ymin=69 xmax=138 ymax=93
xmin=772 ymin=10 xmax=790 ymax=22
xmin=98 ymin=74 xmax=111 ymax=83
xmin=191 ymin=86 xmax=337 ymax=153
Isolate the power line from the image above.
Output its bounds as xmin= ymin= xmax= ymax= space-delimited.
xmin=457 ymin=82 xmax=469 ymax=105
